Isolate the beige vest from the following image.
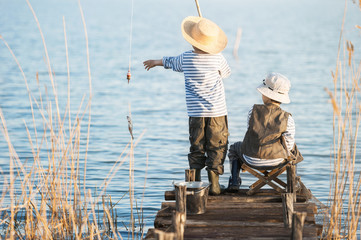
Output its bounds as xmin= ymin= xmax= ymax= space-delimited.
xmin=242 ymin=104 xmax=290 ymax=160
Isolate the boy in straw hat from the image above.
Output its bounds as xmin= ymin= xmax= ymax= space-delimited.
xmin=227 ymin=73 xmax=303 ymax=192
xmin=143 ymin=16 xmax=230 ymax=195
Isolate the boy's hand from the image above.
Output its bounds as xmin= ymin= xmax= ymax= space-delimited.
xmin=143 ymin=59 xmax=163 ymax=71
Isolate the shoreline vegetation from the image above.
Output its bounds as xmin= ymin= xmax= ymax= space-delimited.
xmin=0 ymin=0 xmax=147 ymax=239
xmin=0 ymin=0 xmax=360 ymax=239
xmin=323 ymin=1 xmax=361 ymax=239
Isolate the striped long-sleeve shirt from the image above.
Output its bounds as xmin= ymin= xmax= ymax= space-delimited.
xmin=163 ymin=50 xmax=231 ymax=117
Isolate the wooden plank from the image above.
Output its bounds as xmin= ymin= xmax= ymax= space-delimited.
xmin=157 ymin=218 xmax=318 ymax=228
xmin=153 ymin=219 xmax=319 ymax=237
xmin=162 ymin=201 xmax=316 ymax=211
xmin=145 ymin=228 xmax=318 ymax=240
xmin=147 ymin=187 xmax=320 ymax=239
xmin=154 ymin=214 xmax=315 ymax=229
xmin=182 ymin=226 xmax=317 ymax=239
xmin=156 ymin=203 xmax=175 ymax=217
xmin=155 ymin=208 xmax=315 ymax=222
xmin=154 ymin=201 xmax=317 ymax=230
xmin=159 ymin=201 xmax=317 ymax=215
xmin=165 ymin=189 xmax=285 ymax=200
xmin=165 ymin=190 xmax=307 ymax=202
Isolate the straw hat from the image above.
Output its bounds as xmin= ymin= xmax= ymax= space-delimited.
xmin=181 ymin=16 xmax=227 ymax=54
xmin=256 ymin=73 xmax=291 ymax=104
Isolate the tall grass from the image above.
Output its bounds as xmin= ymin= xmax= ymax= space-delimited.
xmin=324 ymin=1 xmax=361 ymax=239
xmin=0 ymin=1 xmax=146 ymax=239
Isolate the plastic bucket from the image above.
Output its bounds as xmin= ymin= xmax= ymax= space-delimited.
xmin=173 ymin=181 xmax=209 ymax=215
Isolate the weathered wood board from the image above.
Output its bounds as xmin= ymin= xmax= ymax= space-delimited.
xmin=144 ymin=189 xmax=322 ymax=239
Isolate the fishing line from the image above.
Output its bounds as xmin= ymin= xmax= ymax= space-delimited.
xmin=127 ymin=0 xmax=134 ymax=83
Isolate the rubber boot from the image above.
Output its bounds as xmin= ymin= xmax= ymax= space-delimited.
xmin=195 ymin=169 xmax=201 ymax=181
xmin=227 ymin=159 xmax=241 ymax=192
xmin=207 ymin=170 xmax=225 ymax=196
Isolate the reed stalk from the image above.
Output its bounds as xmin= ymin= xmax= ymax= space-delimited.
xmin=323 ymin=1 xmax=361 ymax=239
xmin=0 ymin=1 xmax=148 ymax=239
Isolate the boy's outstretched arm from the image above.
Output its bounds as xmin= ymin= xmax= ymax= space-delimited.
xmin=143 ymin=59 xmax=163 ymax=71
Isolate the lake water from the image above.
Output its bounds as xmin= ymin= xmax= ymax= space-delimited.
xmin=1 ymin=0 xmax=361 ymax=237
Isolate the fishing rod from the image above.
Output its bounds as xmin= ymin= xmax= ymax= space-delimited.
xmin=127 ymin=0 xmax=202 ymax=85
xmin=195 ymin=0 xmax=203 ymax=17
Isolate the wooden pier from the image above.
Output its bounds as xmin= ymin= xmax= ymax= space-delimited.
xmin=144 ymin=188 xmax=322 ymax=239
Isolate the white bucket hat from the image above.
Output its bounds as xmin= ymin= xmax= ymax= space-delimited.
xmin=181 ymin=16 xmax=227 ymax=54
xmin=256 ymin=73 xmax=291 ymax=104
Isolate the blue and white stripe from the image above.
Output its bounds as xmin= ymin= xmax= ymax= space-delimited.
xmin=163 ymin=50 xmax=231 ymax=117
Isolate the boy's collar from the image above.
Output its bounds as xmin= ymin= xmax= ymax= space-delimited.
xmin=265 ymin=102 xmax=281 ymax=107
xmin=192 ymin=47 xmax=208 ymax=54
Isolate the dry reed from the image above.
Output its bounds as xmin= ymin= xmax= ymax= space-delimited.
xmin=323 ymin=1 xmax=361 ymax=239
xmin=0 ymin=1 xmax=147 ymax=239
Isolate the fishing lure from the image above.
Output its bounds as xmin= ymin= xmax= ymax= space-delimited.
xmin=127 ymin=70 xmax=131 ymax=84
xmin=127 ymin=0 xmax=134 ymax=84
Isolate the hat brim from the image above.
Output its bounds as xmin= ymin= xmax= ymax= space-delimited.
xmin=181 ymin=16 xmax=227 ymax=54
xmin=257 ymin=84 xmax=290 ymax=104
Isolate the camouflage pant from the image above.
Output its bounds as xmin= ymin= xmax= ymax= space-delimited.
xmin=188 ymin=116 xmax=229 ymax=175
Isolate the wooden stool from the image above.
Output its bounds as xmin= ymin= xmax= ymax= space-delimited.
xmin=241 ymin=161 xmax=298 ymax=196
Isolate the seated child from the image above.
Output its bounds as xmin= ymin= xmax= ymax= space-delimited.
xmin=227 ymin=73 xmax=303 ymax=191
xmin=143 ymin=16 xmax=231 ymax=195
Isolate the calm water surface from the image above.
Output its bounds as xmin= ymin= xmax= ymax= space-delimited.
xmin=0 ymin=0 xmax=360 ymax=236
